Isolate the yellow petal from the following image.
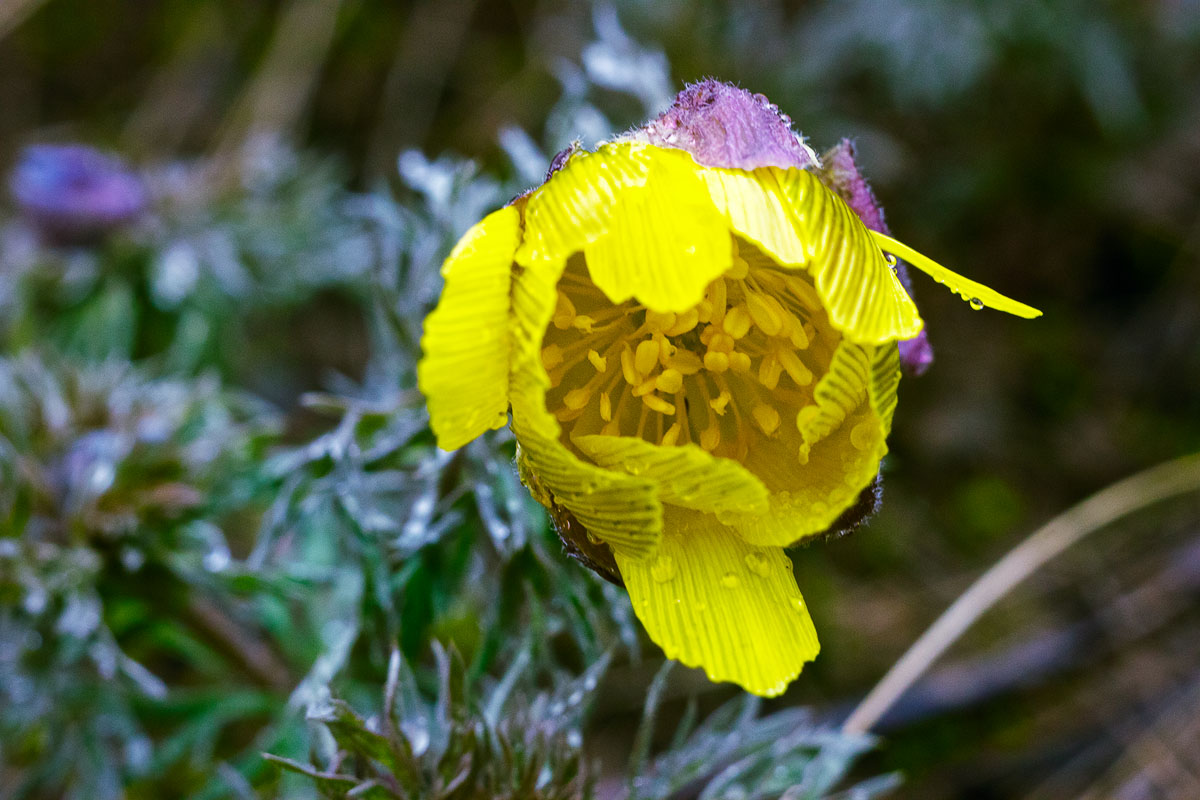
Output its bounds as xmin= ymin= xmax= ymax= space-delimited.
xmin=516 ymin=143 xmax=651 ymax=267
xmin=572 ymin=435 xmax=769 ymax=516
xmin=702 ymin=165 xmax=924 ymax=344
xmin=506 ymin=240 xmax=663 ymax=559
xmin=616 ymin=508 xmax=819 ymax=697
xmin=418 ymin=205 xmax=520 ymax=451
xmin=724 ymin=342 xmax=894 ymax=548
xmin=867 ymin=230 xmax=1043 ymax=319
xmin=583 ymin=149 xmax=731 ymax=312
xmin=778 ymin=169 xmax=925 ymax=344
xmin=870 ymin=340 xmax=901 ymax=436
xmin=698 ymin=168 xmax=808 ymax=265
xmin=511 ymin=411 xmax=663 ymax=560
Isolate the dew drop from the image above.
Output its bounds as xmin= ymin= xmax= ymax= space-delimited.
xmin=793 ymin=597 xmax=805 ymax=611
xmin=720 ymin=571 xmax=740 ymax=588
xmin=744 ymin=552 xmax=771 ymax=577
xmin=650 ymin=554 xmax=677 ymax=583
xmin=969 ymin=296 xmax=984 ymax=311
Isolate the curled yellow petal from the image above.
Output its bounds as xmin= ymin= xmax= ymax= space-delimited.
xmin=616 ymin=508 xmax=819 ymax=697
xmin=868 ymin=230 xmax=1043 ymax=319
xmin=702 ymin=163 xmax=924 ymax=345
xmin=418 ymin=205 xmax=520 ymax=451
xmin=573 ymin=435 xmax=769 ymax=516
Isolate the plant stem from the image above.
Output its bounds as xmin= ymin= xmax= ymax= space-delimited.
xmin=842 ymin=452 xmax=1200 ymax=734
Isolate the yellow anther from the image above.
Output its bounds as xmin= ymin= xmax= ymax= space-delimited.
xmin=665 ymin=308 xmax=699 ymax=336
xmin=722 ymin=304 xmax=752 ymax=339
xmin=552 ymin=291 xmax=576 ymax=329
xmin=700 ymin=426 xmax=721 ymax=451
xmin=709 ymin=278 xmax=727 ymax=324
xmin=708 ymin=332 xmax=735 ymax=354
xmin=642 ymin=394 xmax=676 ymax=415
xmin=600 ymin=392 xmax=613 ymax=422
xmin=709 ymin=389 xmax=731 ymax=415
xmin=752 ymin=404 xmax=781 ymax=436
xmin=777 ymin=349 xmax=813 ymax=386
xmin=541 ymin=344 xmax=564 ymax=370
xmin=645 ymin=310 xmax=677 ymax=332
xmin=797 ymin=442 xmax=811 ymax=465
xmin=661 ymin=422 xmax=682 ymax=447
xmin=655 ymin=333 xmax=677 ymax=363
xmin=746 ymin=292 xmax=785 ymax=337
xmin=655 ymin=368 xmax=684 ymax=394
xmin=620 ymin=344 xmax=639 ymax=386
xmin=758 ymin=353 xmax=782 ymax=390
xmin=667 ymin=349 xmax=703 ymax=375
xmin=788 ymin=318 xmax=810 ymax=349
xmin=696 ymin=299 xmax=714 ymax=323
xmin=601 ymin=419 xmax=621 ymax=436
xmin=724 ymin=256 xmax=749 ymax=280
xmin=795 ymin=405 xmax=820 ymax=433
xmin=635 ymin=338 xmax=659 ymax=376
xmin=632 ymin=377 xmax=657 ymax=397
xmin=729 ymin=351 xmax=752 ymax=373
xmin=587 ymin=349 xmax=607 ymax=371
xmin=563 ymin=387 xmax=592 ymax=410
xmin=704 ymin=351 xmax=729 ymax=373
xmin=572 ymin=315 xmax=595 ymax=333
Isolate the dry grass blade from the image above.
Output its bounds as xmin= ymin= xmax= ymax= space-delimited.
xmin=842 ymin=452 xmax=1200 ymax=734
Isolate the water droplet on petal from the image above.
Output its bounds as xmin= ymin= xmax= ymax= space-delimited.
xmin=744 ymin=552 xmax=771 ymax=577
xmin=651 ymin=554 xmax=677 ymax=583
xmin=721 ymin=571 xmax=740 ymax=588
xmin=969 ymin=297 xmax=984 ymax=310
xmin=793 ymin=597 xmax=805 ymax=611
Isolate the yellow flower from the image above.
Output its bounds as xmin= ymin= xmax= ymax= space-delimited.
xmin=418 ymin=87 xmax=1039 ymax=697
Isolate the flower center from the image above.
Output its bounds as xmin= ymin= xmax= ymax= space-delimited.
xmin=542 ymin=236 xmax=839 ymax=467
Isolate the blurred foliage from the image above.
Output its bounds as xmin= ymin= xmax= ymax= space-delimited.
xmin=2 ymin=1 xmax=1200 ymax=799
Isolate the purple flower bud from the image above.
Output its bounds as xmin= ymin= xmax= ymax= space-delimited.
xmin=9 ymin=144 xmax=147 ymax=245
xmin=626 ymin=79 xmax=818 ymax=171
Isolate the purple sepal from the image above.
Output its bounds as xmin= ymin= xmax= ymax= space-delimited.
xmin=625 ymin=79 xmax=818 ymax=171
xmin=9 ymin=144 xmax=147 ymax=246
xmin=898 ymin=331 xmax=934 ymax=377
xmin=818 ymin=139 xmax=933 ymax=376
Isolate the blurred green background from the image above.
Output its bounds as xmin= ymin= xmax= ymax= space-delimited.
xmin=2 ymin=1 xmax=1200 ymax=799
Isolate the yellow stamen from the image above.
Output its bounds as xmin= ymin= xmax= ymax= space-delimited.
xmin=709 ymin=389 xmax=731 ymax=415
xmin=723 ymin=304 xmax=752 ymax=339
xmin=541 ymin=344 xmax=564 ymax=370
xmin=661 ymin=422 xmax=682 ymax=446
xmin=704 ymin=351 xmax=730 ymax=373
xmin=620 ymin=344 xmax=639 ymax=386
xmin=563 ymin=387 xmax=592 ymax=410
xmin=667 ymin=350 xmax=703 ymax=375
xmin=752 ymin=404 xmax=781 ymax=436
xmin=758 ymin=353 xmax=782 ymax=390
xmin=632 ymin=377 xmax=657 ymax=397
xmin=645 ymin=310 xmax=677 ymax=332
xmin=635 ymin=338 xmax=659 ymax=376
xmin=599 ymin=391 xmax=612 ymax=422
xmin=587 ymin=349 xmax=607 ymax=371
xmin=746 ymin=292 xmax=784 ymax=337
xmin=700 ymin=425 xmax=721 ymax=451
xmin=665 ymin=308 xmax=699 ymax=336
xmin=643 ymin=394 xmax=676 ymax=415
xmin=777 ymin=349 xmax=813 ymax=386
xmin=728 ymin=351 xmax=752 ymax=373
xmin=655 ymin=368 xmax=684 ymax=394
xmin=552 ymin=291 xmax=576 ymax=329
